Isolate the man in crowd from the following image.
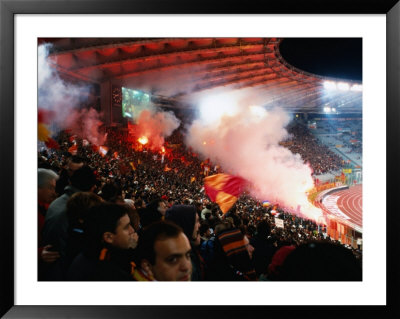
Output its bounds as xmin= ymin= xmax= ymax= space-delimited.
xmin=38 ymin=168 xmax=60 ymax=280
xmin=138 ymin=197 xmax=168 ymax=228
xmin=165 ymin=204 xmax=203 ymax=280
xmin=55 ymin=155 xmax=84 ymax=196
xmin=133 ymin=221 xmax=192 ymax=281
xmin=200 ymin=203 xmax=212 ymax=220
xmin=41 ymin=165 xmax=97 ymax=280
xmin=67 ymin=202 xmax=138 ymax=280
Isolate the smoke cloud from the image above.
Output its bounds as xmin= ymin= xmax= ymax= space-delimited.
xmin=185 ymin=89 xmax=322 ymax=221
xmin=130 ymin=109 xmax=181 ymax=151
xmin=38 ymin=43 xmax=105 ymax=145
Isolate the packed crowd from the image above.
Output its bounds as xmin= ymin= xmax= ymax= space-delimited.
xmin=285 ymin=123 xmax=345 ymax=175
xmin=37 ymin=123 xmax=362 ymax=281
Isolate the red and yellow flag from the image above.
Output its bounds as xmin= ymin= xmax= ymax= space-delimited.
xmin=204 ymin=173 xmax=246 ymax=214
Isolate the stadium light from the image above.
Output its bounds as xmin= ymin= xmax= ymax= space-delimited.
xmin=337 ymin=82 xmax=350 ymax=91
xmin=351 ymin=84 xmax=363 ymax=92
xmin=323 ymin=106 xmax=331 ymax=113
xmin=323 ymin=81 xmax=337 ymax=90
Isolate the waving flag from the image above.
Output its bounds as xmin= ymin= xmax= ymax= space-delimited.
xmin=262 ymin=201 xmax=271 ymax=207
xmin=38 ymin=109 xmax=60 ymax=149
xmin=68 ymin=144 xmax=78 ymax=155
xmin=204 ymin=173 xmax=246 ymax=214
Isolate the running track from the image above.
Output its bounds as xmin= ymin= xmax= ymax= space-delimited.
xmin=317 ymin=185 xmax=362 ymax=230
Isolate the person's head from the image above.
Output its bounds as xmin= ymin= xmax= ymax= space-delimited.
xmin=147 ymin=198 xmax=168 ymax=216
xmin=38 ymin=168 xmax=59 ymax=204
xmin=279 ymin=241 xmax=362 ymax=281
xmin=66 ymin=192 xmax=103 ymax=226
xmin=67 ymin=155 xmax=84 ymax=176
xmin=217 ymin=228 xmax=255 ymax=275
xmin=214 ymin=221 xmax=233 ymax=235
xmin=70 ymin=165 xmax=97 ymax=192
xmin=136 ymin=221 xmax=192 ymax=281
xmin=165 ymin=205 xmax=200 ymax=246
xmin=256 ymin=220 xmax=271 ymax=237
xmin=85 ymin=203 xmax=138 ymax=252
xmin=199 ymin=222 xmax=211 ymax=238
xmin=100 ymin=182 xmax=124 ymax=204
xmin=135 ymin=198 xmax=146 ymax=209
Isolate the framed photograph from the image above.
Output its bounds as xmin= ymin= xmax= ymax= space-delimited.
xmin=1 ymin=0 xmax=399 ymax=318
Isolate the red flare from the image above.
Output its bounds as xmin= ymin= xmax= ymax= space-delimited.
xmin=138 ymin=136 xmax=148 ymax=145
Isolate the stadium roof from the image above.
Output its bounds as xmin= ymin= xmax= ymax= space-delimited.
xmin=39 ymin=38 xmax=362 ymax=114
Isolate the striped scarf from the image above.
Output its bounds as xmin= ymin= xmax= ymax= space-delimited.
xmin=217 ymin=229 xmax=257 ymax=280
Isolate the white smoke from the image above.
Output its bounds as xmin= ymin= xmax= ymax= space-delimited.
xmin=38 ymin=43 xmax=105 ymax=145
xmin=185 ymin=89 xmax=323 ymax=221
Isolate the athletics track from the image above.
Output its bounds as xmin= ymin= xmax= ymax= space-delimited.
xmin=316 ymin=184 xmax=362 ymax=231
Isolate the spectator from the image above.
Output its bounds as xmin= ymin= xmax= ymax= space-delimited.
xmin=65 ymin=192 xmax=103 ymax=267
xmin=41 ymin=165 xmax=97 ymax=280
xmin=252 ymin=220 xmax=277 ymax=278
xmin=138 ymin=197 xmax=168 ymax=229
xmin=204 ymin=227 xmax=256 ymax=281
xmin=67 ymin=203 xmax=138 ymax=281
xmin=133 ymin=221 xmax=192 ymax=281
xmin=165 ymin=205 xmax=203 ymax=280
xmin=38 ymin=168 xmax=60 ymax=280
xmin=55 ymin=155 xmax=84 ymax=196
xmin=201 ymin=203 xmax=212 ymax=220
xmin=279 ymin=241 xmax=362 ymax=281
xmin=99 ymin=182 xmax=124 ymax=204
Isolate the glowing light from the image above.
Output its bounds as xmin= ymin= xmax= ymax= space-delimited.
xmin=323 ymin=106 xmax=331 ymax=113
xmin=323 ymin=81 xmax=337 ymax=90
xmin=351 ymin=84 xmax=363 ymax=92
xmin=161 ymin=146 xmax=165 ymax=153
xmin=332 ymin=108 xmax=337 ymax=112
xmin=198 ymin=94 xmax=239 ymax=124
xmin=249 ymin=105 xmax=266 ymax=117
xmin=203 ymin=141 xmax=207 ymax=145
xmin=138 ymin=136 xmax=148 ymax=145
xmin=337 ymin=82 xmax=350 ymax=91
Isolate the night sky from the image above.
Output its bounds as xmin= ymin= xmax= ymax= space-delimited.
xmin=279 ymin=38 xmax=362 ymax=81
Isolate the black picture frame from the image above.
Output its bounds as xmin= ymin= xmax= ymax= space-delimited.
xmin=1 ymin=0 xmax=399 ymax=318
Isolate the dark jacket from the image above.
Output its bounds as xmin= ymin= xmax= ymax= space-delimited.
xmin=252 ymin=234 xmax=277 ymax=277
xmin=41 ymin=185 xmax=80 ymax=280
xmin=67 ymin=247 xmax=135 ymax=281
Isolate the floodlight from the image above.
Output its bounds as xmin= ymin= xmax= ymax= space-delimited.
xmin=323 ymin=81 xmax=337 ymax=90
xmin=351 ymin=84 xmax=363 ymax=92
xmin=337 ymin=82 xmax=350 ymax=91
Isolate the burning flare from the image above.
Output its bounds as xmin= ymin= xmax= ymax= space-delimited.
xmin=138 ymin=136 xmax=148 ymax=145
